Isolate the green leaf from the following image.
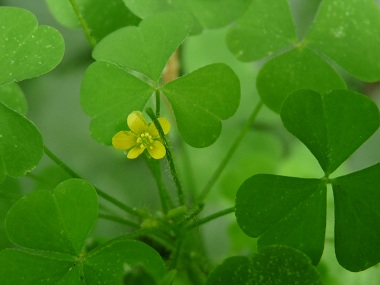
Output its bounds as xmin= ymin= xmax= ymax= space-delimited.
xmin=84 ymin=238 xmax=166 ymax=284
xmin=332 ymin=163 xmax=380 ymax=272
xmin=0 ymin=7 xmax=64 ymax=86
xmin=256 ymin=47 xmax=346 ymax=113
xmin=81 ymin=61 xmax=154 ymax=144
xmin=226 ymin=0 xmax=297 ymax=62
xmin=0 ymin=178 xmax=21 ymax=250
xmin=206 ymin=246 xmax=323 ymax=285
xmin=6 ymin=179 xmax=98 ymax=255
xmin=306 ymin=0 xmax=380 ymax=82
xmin=251 ymin=246 xmax=323 ymax=284
xmin=45 ymin=0 xmax=140 ymax=42
xmin=281 ymin=89 xmax=380 ymax=174
xmin=1 ymin=178 xmax=167 ymax=283
xmin=0 ymin=249 xmax=79 ymax=285
xmin=163 ymin=63 xmax=240 ymax=147
xmin=235 ymin=174 xmax=326 ymax=264
xmin=0 ymin=83 xmax=27 ymax=115
xmin=92 ymin=11 xmax=192 ymax=82
xmin=0 ymin=102 xmax=43 ymax=183
xmin=206 ymin=256 xmax=252 ymax=284
xmin=123 ymin=0 xmax=252 ymax=34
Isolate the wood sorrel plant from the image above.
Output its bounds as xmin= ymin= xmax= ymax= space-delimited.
xmin=0 ymin=0 xmax=380 ymax=284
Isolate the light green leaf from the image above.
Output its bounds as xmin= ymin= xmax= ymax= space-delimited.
xmin=45 ymin=0 xmax=140 ymax=42
xmin=0 ymin=83 xmax=27 ymax=115
xmin=0 ymin=102 xmax=43 ymax=183
xmin=6 ymin=179 xmax=98 ymax=255
xmin=281 ymin=89 xmax=380 ymax=174
xmin=0 ymin=7 xmax=64 ymax=86
xmin=81 ymin=61 xmax=154 ymax=144
xmin=163 ymin=63 xmax=240 ymax=147
xmin=92 ymin=11 xmax=192 ymax=82
xmin=306 ymin=0 xmax=380 ymax=82
xmin=123 ymin=0 xmax=252 ymax=34
xmin=227 ymin=0 xmax=297 ymax=61
xmin=84 ymin=238 xmax=166 ymax=284
xmin=332 ymin=163 xmax=380 ymax=272
xmin=235 ymin=174 xmax=326 ymax=264
xmin=206 ymin=246 xmax=323 ymax=285
xmin=256 ymin=47 xmax=346 ymax=113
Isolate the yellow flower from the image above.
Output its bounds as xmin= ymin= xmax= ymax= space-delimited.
xmin=112 ymin=111 xmax=170 ymax=159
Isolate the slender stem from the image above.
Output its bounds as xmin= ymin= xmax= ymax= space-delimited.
xmin=155 ymin=90 xmax=161 ymax=117
xmin=43 ymin=146 xmax=144 ymax=218
xmin=146 ymin=108 xmax=185 ymax=205
xmin=144 ymin=155 xmax=174 ymax=213
xmin=111 ymin=228 xmax=176 ymax=251
xmin=178 ymin=204 xmax=204 ymax=226
xmin=169 ymin=235 xmax=184 ymax=269
xmin=96 ymin=187 xmax=144 ymax=218
xmin=186 ymin=206 xmax=235 ymax=230
xmin=69 ymin=0 xmax=97 ymax=47
xmin=98 ymin=213 xmax=140 ymax=228
xmin=44 ymin=146 xmax=80 ymax=178
xmin=196 ymin=100 xmax=264 ymax=202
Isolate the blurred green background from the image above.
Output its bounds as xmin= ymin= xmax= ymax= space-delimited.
xmin=0 ymin=1 xmax=379 ymax=284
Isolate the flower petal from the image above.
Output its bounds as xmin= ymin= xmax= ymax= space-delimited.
xmin=147 ymin=141 xmax=166 ymax=159
xmin=127 ymin=145 xmax=145 ymax=159
xmin=148 ymin=117 xmax=171 ymax=138
xmin=112 ymin=131 xmax=137 ymax=150
xmin=127 ymin=111 xmax=148 ymax=134
xmin=158 ymin=118 xmax=170 ymax=135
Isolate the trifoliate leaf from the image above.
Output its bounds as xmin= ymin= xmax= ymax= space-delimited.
xmin=281 ymin=89 xmax=380 ymax=174
xmin=163 ymin=63 xmax=240 ymax=147
xmin=0 ymin=7 xmax=64 ymax=86
xmin=206 ymin=246 xmax=323 ymax=285
xmin=256 ymin=47 xmax=346 ymax=113
xmin=235 ymin=174 xmax=326 ymax=265
xmin=83 ymin=238 xmax=166 ymax=284
xmin=227 ymin=0 xmax=297 ymax=61
xmin=0 ymin=179 xmax=167 ymax=284
xmin=45 ymin=0 xmax=140 ymax=42
xmin=123 ymin=0 xmax=252 ymax=34
xmin=0 ymin=83 xmax=27 ymax=115
xmin=332 ymin=163 xmax=380 ymax=272
xmin=306 ymin=0 xmax=380 ymax=82
xmin=0 ymin=102 xmax=43 ymax=183
xmin=81 ymin=61 xmax=154 ymax=144
xmin=92 ymin=11 xmax=192 ymax=82
xmin=5 ymin=179 xmax=98 ymax=255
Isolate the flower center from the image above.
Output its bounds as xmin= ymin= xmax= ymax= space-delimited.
xmin=136 ymin=132 xmax=154 ymax=148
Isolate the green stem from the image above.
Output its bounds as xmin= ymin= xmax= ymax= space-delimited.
xmin=146 ymin=108 xmax=185 ymax=206
xmin=98 ymin=213 xmax=140 ymax=228
xmin=178 ymin=204 xmax=204 ymax=226
xmin=112 ymin=228 xmax=176 ymax=251
xmin=43 ymin=146 xmax=144 ymax=219
xmin=69 ymin=0 xmax=97 ymax=47
xmin=155 ymin=90 xmax=161 ymax=117
xmin=186 ymin=206 xmax=235 ymax=230
xmin=144 ymin=155 xmax=175 ymax=213
xmin=196 ymin=100 xmax=264 ymax=202
xmin=169 ymin=235 xmax=184 ymax=269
